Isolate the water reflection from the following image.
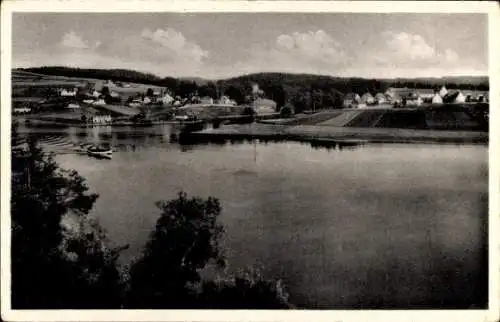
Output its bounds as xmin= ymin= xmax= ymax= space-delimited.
xmin=19 ymin=124 xmax=489 ymax=309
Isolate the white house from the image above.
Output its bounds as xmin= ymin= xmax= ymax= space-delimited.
xmin=60 ymin=88 xmax=77 ymax=97
xmin=343 ymin=93 xmax=361 ymax=107
xmin=92 ymin=99 xmax=106 ymax=106
xmin=454 ymin=91 xmax=467 ymax=103
xmin=66 ymin=103 xmax=81 ymax=109
xmin=374 ymin=93 xmax=387 ymax=104
xmin=432 ymin=93 xmax=443 ymax=104
xmin=92 ymin=90 xmax=101 ymax=98
xmin=439 ymin=86 xmax=448 ymax=97
xmin=13 ymin=107 xmax=31 ymax=114
xmin=216 ymin=95 xmax=236 ymax=106
xmin=406 ymin=96 xmax=423 ymax=106
xmin=360 ymin=93 xmax=375 ymax=105
xmin=252 ymin=98 xmax=277 ymax=114
xmin=199 ymin=96 xmax=214 ymax=104
xmin=83 ymin=99 xmax=95 ymax=104
xmin=161 ymin=93 xmax=174 ymax=105
xmin=110 ymin=91 xmax=120 ymax=98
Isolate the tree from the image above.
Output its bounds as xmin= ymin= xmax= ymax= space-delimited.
xmin=198 ymin=271 xmax=293 ymax=309
xmin=146 ymin=88 xmax=154 ymax=97
xmin=198 ymin=82 xmax=218 ymax=99
xmin=11 ymin=127 xmax=126 ymax=309
xmin=101 ymin=86 xmax=110 ymax=97
xmin=126 ymin=192 xmax=226 ymax=308
xmin=225 ymin=85 xmax=246 ymax=105
xmin=279 ymin=103 xmax=294 ymax=118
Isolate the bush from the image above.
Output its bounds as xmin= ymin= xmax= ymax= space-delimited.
xmin=11 ymin=131 xmax=126 ymax=308
xmin=279 ymin=104 xmax=295 ymax=118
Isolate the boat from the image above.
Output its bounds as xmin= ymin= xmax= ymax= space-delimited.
xmin=87 ymin=143 xmax=113 ymax=159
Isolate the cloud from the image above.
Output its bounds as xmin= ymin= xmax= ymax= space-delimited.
xmin=140 ymin=28 xmax=209 ymax=63
xmin=22 ymin=28 xmax=210 ymax=77
xmin=369 ymin=31 xmax=466 ymax=69
xmin=60 ymin=31 xmax=90 ymax=49
xmin=227 ymin=30 xmax=350 ymax=77
xmin=384 ymin=31 xmax=436 ymax=61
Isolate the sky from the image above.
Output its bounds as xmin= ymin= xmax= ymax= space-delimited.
xmin=12 ymin=13 xmax=488 ymax=79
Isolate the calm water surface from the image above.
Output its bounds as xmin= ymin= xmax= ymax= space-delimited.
xmin=24 ymin=124 xmax=488 ymax=309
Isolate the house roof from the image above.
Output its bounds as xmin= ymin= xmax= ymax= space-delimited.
xmin=343 ymin=93 xmax=359 ymax=100
xmin=252 ymin=98 xmax=277 ymax=107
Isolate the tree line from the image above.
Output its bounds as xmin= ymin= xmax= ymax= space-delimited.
xmin=11 ymin=122 xmax=293 ymax=309
xmin=16 ymin=67 xmax=489 ymax=114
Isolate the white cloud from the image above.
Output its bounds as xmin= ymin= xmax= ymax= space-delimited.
xmin=384 ymin=31 xmax=436 ymax=61
xmin=24 ymin=28 xmax=210 ymax=77
xmin=226 ymin=30 xmax=350 ymax=77
xmin=140 ymin=28 xmax=209 ymax=63
xmin=60 ymin=31 xmax=90 ymax=49
xmin=273 ymin=30 xmax=346 ymax=63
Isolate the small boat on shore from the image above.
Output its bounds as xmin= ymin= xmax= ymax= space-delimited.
xmin=87 ymin=143 xmax=113 ymax=159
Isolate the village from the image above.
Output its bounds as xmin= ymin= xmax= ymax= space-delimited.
xmin=11 ymin=69 xmax=490 ymax=128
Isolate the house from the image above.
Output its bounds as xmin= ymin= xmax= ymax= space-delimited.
xmin=360 ymin=92 xmax=375 ymax=105
xmin=432 ymin=92 xmax=443 ymax=104
xmin=66 ymin=103 xmax=81 ymax=109
xmin=406 ymin=96 xmax=423 ymax=106
xmin=13 ymin=107 xmax=31 ymax=114
xmin=160 ymin=93 xmax=174 ymax=105
xmin=439 ymin=86 xmax=448 ymax=97
xmin=89 ymin=114 xmax=112 ymax=124
xmin=216 ymin=95 xmax=236 ymax=106
xmin=199 ymin=96 xmax=214 ymax=104
xmin=128 ymin=100 xmax=142 ymax=108
xmin=374 ymin=93 xmax=387 ymax=104
xmin=453 ymin=91 xmax=467 ymax=103
xmin=443 ymin=91 xmax=466 ymax=104
xmin=82 ymin=99 xmax=95 ymax=104
xmin=110 ymin=91 xmax=120 ymax=98
xmin=252 ymin=98 xmax=277 ymax=114
xmin=92 ymin=99 xmax=106 ymax=106
xmin=92 ymin=90 xmax=101 ymax=98
xmin=60 ymin=88 xmax=77 ymax=97
xmin=414 ymin=89 xmax=436 ymax=100
xmin=343 ymin=93 xmax=361 ymax=107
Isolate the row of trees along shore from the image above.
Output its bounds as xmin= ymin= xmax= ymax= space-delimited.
xmin=16 ymin=67 xmax=489 ymax=114
xmin=11 ymin=121 xmax=292 ymax=309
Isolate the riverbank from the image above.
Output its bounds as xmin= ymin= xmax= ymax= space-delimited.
xmin=181 ymin=123 xmax=488 ymax=145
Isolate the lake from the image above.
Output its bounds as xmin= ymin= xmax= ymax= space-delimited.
xmin=21 ymin=124 xmax=488 ymax=309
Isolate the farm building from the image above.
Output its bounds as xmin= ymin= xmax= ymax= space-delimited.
xmin=414 ymin=89 xmax=436 ymax=100
xmin=13 ymin=107 xmax=32 ymax=114
xmin=374 ymin=93 xmax=387 ymax=104
xmin=432 ymin=93 xmax=443 ymax=104
xmin=66 ymin=103 xmax=81 ymax=109
xmin=160 ymin=93 xmax=174 ymax=105
xmin=343 ymin=93 xmax=361 ymax=107
xmin=443 ymin=91 xmax=467 ymax=104
xmin=59 ymin=88 xmax=78 ymax=97
xmin=216 ymin=95 xmax=237 ymax=106
xmin=92 ymin=99 xmax=106 ymax=106
xmin=360 ymin=93 xmax=375 ymax=105
xmin=252 ymin=98 xmax=277 ymax=114
xmin=406 ymin=96 xmax=423 ymax=106
xmin=439 ymin=86 xmax=448 ymax=97
xmin=199 ymin=96 xmax=214 ymax=104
